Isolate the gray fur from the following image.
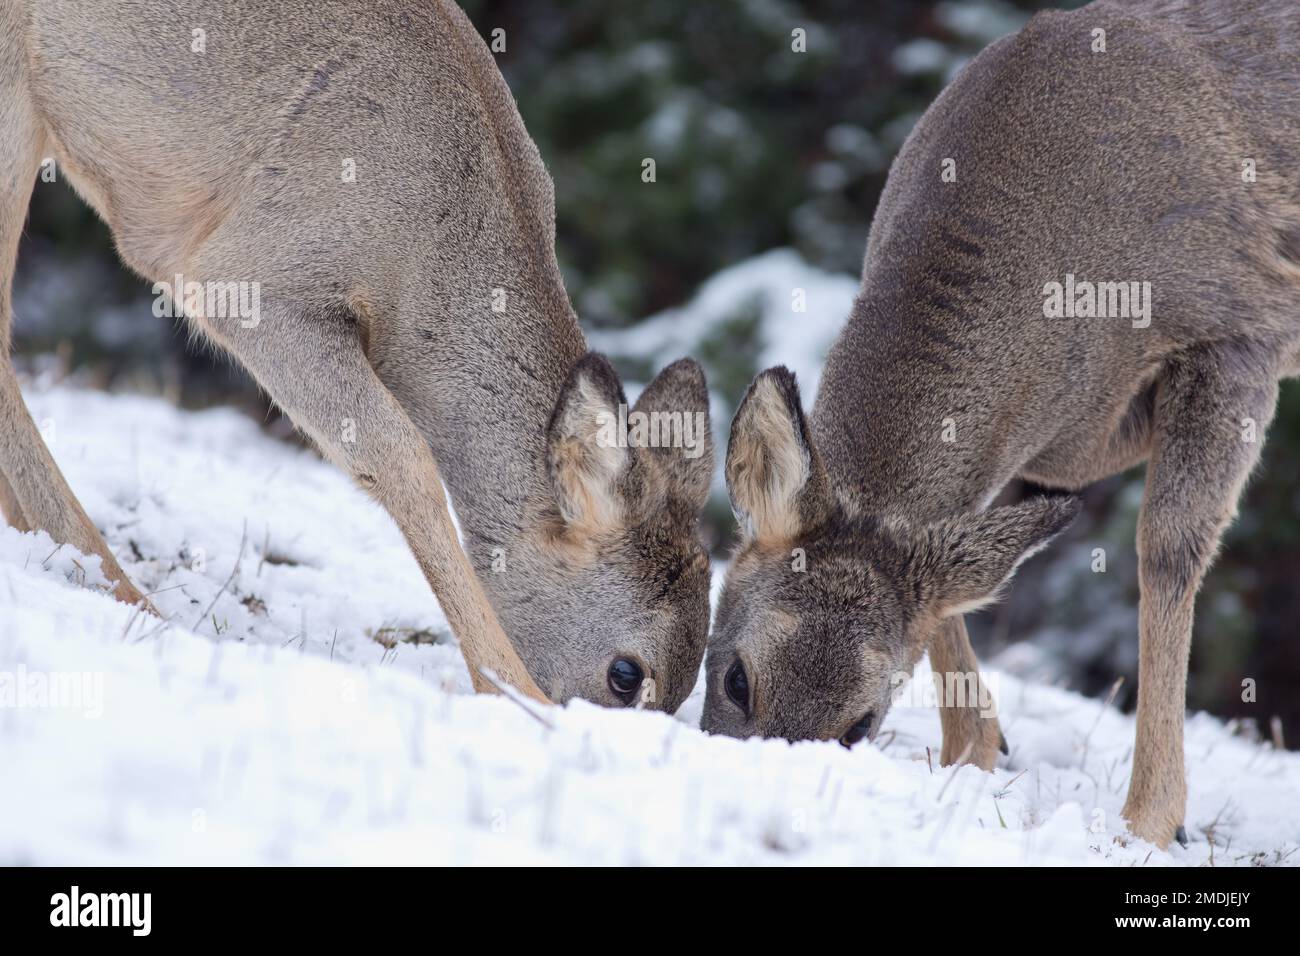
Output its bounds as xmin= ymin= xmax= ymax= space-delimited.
xmin=708 ymin=0 xmax=1298 ymax=847
xmin=0 ymin=0 xmax=712 ymax=710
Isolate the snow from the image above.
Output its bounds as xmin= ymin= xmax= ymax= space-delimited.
xmin=588 ymin=247 xmax=857 ymax=403
xmin=2 ymin=378 xmax=1296 ymax=866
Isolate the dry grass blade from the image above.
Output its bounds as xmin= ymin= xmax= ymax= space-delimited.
xmin=1080 ymin=675 xmax=1124 ymax=768
xmin=478 ymin=666 xmax=555 ymax=730
xmin=936 ymin=741 xmax=974 ymax=802
xmin=993 ymin=768 xmax=1029 ymax=799
xmin=192 ymin=521 xmax=247 ymax=632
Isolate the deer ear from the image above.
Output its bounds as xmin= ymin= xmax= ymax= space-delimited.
xmin=630 ymin=358 xmax=713 ymax=509
xmin=915 ymin=497 xmax=1081 ymax=618
xmin=725 ymin=367 xmax=833 ymax=543
xmin=546 ymin=353 xmax=633 ymax=531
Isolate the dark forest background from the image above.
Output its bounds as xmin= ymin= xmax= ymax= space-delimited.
xmin=11 ymin=0 xmax=1298 ymax=745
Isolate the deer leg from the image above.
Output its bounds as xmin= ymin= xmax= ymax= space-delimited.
xmin=0 ymin=370 xmax=155 ymax=611
xmin=958 ymin=389 xmax=1161 ymax=767
xmin=0 ymin=20 xmax=35 ymax=541
xmin=0 ymin=370 xmax=152 ymax=611
xmin=930 ymin=616 xmax=1005 ymax=770
xmin=0 ymin=469 xmax=29 ymax=531
xmin=1122 ymin=349 xmax=1275 ymax=848
xmin=195 ymin=300 xmax=548 ymax=704
xmin=0 ymin=53 xmax=149 ymax=606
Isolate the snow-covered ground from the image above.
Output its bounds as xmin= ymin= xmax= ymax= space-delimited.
xmin=2 ymin=380 xmax=1296 ymax=866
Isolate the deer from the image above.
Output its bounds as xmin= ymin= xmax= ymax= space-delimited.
xmin=703 ymin=0 xmax=1299 ymax=848
xmin=0 ymin=0 xmax=715 ymax=713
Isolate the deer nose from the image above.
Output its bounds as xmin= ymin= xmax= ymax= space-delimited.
xmin=839 ymin=711 xmax=875 ymax=748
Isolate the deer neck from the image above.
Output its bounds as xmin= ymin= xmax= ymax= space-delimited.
xmin=809 ymin=292 xmax=1024 ymax=526
xmin=407 ymin=275 xmax=587 ymax=564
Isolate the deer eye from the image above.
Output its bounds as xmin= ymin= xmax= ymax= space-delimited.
xmin=840 ymin=711 xmax=875 ymax=749
xmin=724 ymin=659 xmax=749 ymax=714
xmin=608 ymin=658 xmax=643 ymax=702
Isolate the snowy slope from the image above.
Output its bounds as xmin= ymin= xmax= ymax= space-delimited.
xmin=1 ymin=381 xmax=1296 ymax=866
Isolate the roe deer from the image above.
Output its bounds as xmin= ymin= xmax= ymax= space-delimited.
xmin=703 ymin=0 xmax=1299 ymax=847
xmin=0 ymin=0 xmax=714 ymax=711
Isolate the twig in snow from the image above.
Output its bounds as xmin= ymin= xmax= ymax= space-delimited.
xmin=935 ymin=741 xmax=974 ymax=802
xmin=143 ymin=583 xmax=188 ymax=598
xmin=131 ymin=613 xmax=176 ymax=645
xmin=118 ymin=600 xmax=147 ymax=643
xmin=477 ymin=666 xmax=554 ymax=730
xmin=1079 ymin=675 xmax=1124 ymax=769
xmin=192 ymin=521 xmax=247 ymax=632
xmin=659 ymin=721 xmax=678 ymax=765
xmin=993 ymin=768 xmax=1029 ymax=799
xmin=816 ymin=765 xmax=831 ymax=799
xmin=1198 ymin=798 xmax=1235 ymax=866
xmin=824 ymin=775 xmax=844 ymax=821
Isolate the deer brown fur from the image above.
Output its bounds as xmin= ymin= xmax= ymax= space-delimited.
xmin=0 ymin=0 xmax=713 ymax=712
xmin=707 ymin=0 xmax=1299 ymax=848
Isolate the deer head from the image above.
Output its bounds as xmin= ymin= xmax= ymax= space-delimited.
xmin=486 ymin=354 xmax=715 ymax=714
xmin=702 ymin=367 xmax=1078 ymax=743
